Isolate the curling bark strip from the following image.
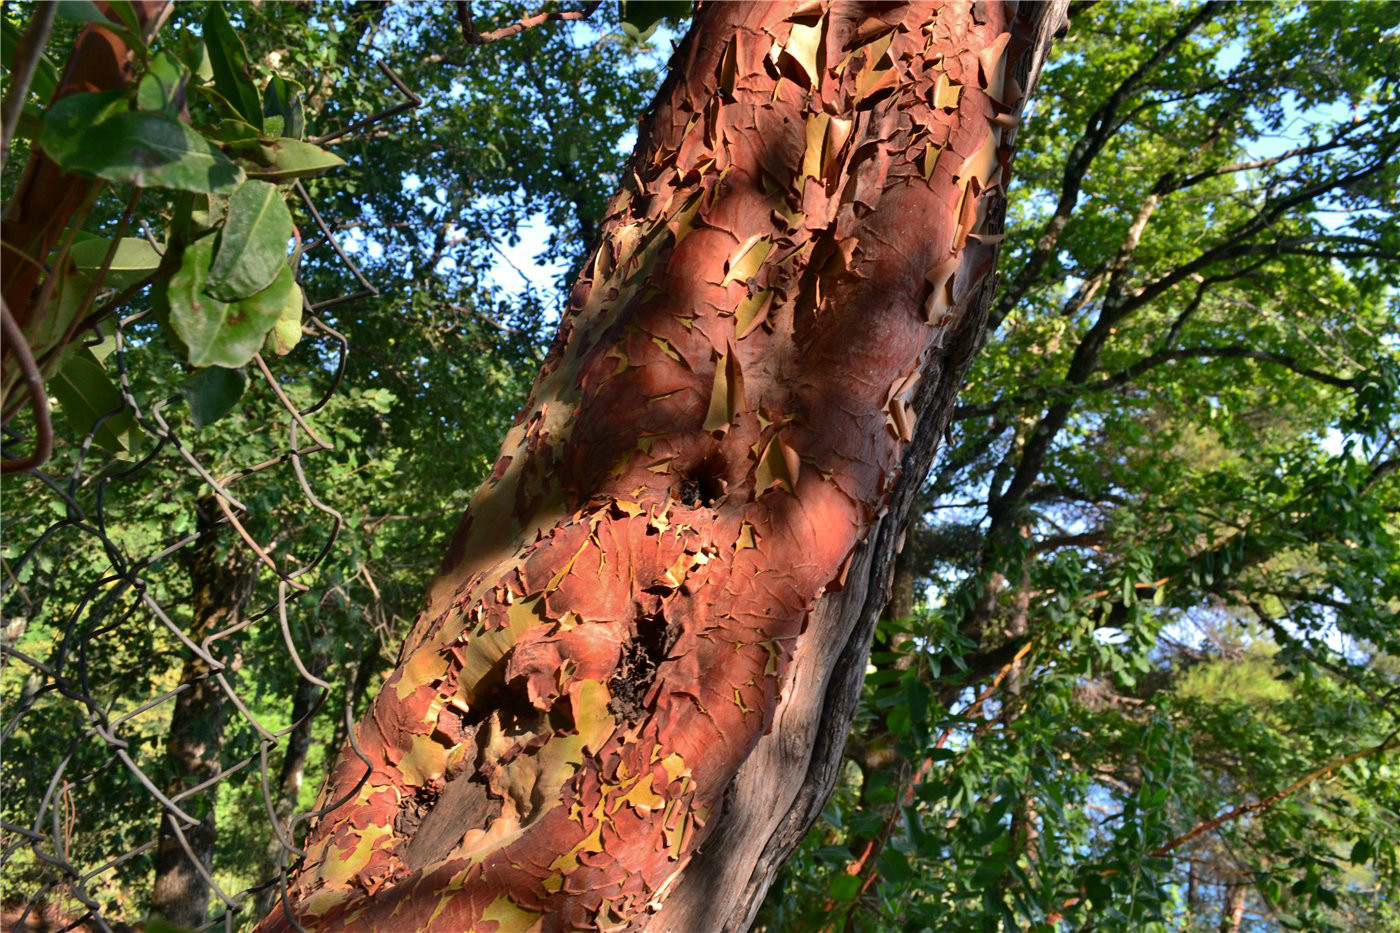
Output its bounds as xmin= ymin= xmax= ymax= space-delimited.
xmin=263 ymin=2 xmax=1056 ymax=930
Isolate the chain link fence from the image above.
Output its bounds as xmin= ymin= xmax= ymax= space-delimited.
xmin=1 ymin=63 xmax=419 ymax=933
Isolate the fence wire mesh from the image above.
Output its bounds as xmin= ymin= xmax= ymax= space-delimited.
xmin=1 ymin=63 xmax=419 ymax=933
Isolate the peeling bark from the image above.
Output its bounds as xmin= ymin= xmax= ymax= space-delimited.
xmin=0 ymin=1 xmax=169 ymax=414
xmin=261 ymin=3 xmax=1064 ymax=930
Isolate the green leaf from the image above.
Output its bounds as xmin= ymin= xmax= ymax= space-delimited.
xmin=2 ymin=18 xmax=60 ymax=101
xmin=243 ymin=138 xmax=345 ymax=182
xmin=56 ymin=1 xmax=143 ymax=51
xmin=46 ymin=347 xmax=137 ymax=454
xmin=206 ymin=118 xmax=262 ymax=147
xmin=184 ymin=37 xmax=214 ymax=83
xmin=263 ymin=75 xmax=305 ymax=139
xmin=620 ymin=0 xmax=688 ymax=40
xmin=880 ymin=848 xmax=915 ymax=884
xmin=68 ymin=238 xmax=163 ymax=289
xmin=42 ymin=104 xmax=244 ymax=193
xmin=206 ymin=180 xmax=293 ymax=301
xmin=168 ymin=239 xmax=288 ymax=368
xmin=39 ymin=90 xmax=129 ymax=163
xmin=826 ymin=873 xmax=862 ymax=902
xmin=202 ymin=2 xmax=262 ymax=129
xmin=263 ymin=280 xmax=304 ymax=356
xmin=182 ymin=366 xmax=247 ymax=429
xmin=1350 ymin=838 xmax=1374 ymax=863
xmin=137 ymin=51 xmax=188 ymax=113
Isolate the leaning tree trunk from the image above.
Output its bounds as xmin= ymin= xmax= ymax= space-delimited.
xmin=260 ymin=3 xmax=1064 ymax=931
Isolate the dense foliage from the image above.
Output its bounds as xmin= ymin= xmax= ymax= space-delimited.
xmin=1 ymin=2 xmax=1396 ymax=932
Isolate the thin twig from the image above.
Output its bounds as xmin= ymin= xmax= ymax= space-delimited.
xmin=456 ymin=0 xmax=602 ymax=45
xmin=0 ymin=1 xmax=58 ymax=160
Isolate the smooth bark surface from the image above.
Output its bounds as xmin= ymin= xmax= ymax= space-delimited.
xmin=262 ymin=3 xmax=1062 ymax=930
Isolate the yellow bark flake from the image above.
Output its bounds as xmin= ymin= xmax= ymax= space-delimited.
xmin=719 ymin=36 xmax=738 ymax=98
xmin=755 ymin=434 xmax=800 ymax=494
xmin=651 ymin=336 xmax=682 ymax=363
xmin=783 ymin=19 xmax=825 ymax=88
xmin=852 ymin=31 xmax=897 ymax=102
xmin=393 ymin=646 xmax=449 ymax=700
xmin=399 ymin=733 xmax=451 ymax=786
xmin=660 ymin=751 xmax=691 ymax=786
xmin=573 ymin=679 xmax=617 ymax=756
xmin=480 ymin=895 xmax=541 ymax=933
xmin=933 ymin=71 xmax=963 ymax=110
xmin=668 ymin=191 xmax=703 ymax=244
xmin=318 ymin=821 xmax=392 ymax=887
xmin=923 ymin=142 xmax=943 ymax=181
xmin=721 ymin=234 xmax=773 ymax=287
xmin=545 ymin=536 xmax=591 ymax=593
xmin=703 ymin=345 xmax=746 ymax=434
xmin=924 ymin=259 xmax=959 ymax=326
xmin=459 ymin=597 xmax=546 ymax=700
xmin=612 ymin=773 xmax=666 ymax=815
xmin=734 ymin=288 xmax=774 ymax=338
xmin=802 ymin=112 xmax=831 ymax=180
xmin=548 ymin=801 xmax=608 ymax=874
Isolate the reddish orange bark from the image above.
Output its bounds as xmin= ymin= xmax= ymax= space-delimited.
xmin=1 ymin=1 xmax=167 ymax=331
xmin=262 ymin=3 xmax=1057 ymax=930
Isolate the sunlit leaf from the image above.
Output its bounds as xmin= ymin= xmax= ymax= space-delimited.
xmin=202 ymin=2 xmax=263 ymax=128
xmin=206 ymin=180 xmax=293 ymax=301
xmin=242 ymin=138 xmax=345 ymax=181
xmin=168 ymin=239 xmax=288 ymax=368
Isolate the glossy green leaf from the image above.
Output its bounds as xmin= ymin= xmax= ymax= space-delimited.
xmin=263 ymin=75 xmax=305 ymax=139
xmin=182 ymin=365 xmax=248 ymax=429
xmin=38 ymin=90 xmax=129 ymax=164
xmin=137 ymin=51 xmax=188 ymax=113
xmin=206 ymin=180 xmax=293 ymax=301
xmin=55 ymin=0 xmax=143 ymax=51
xmin=202 ymin=2 xmax=262 ymax=129
xmin=68 ymin=237 xmax=164 ymax=289
xmin=168 ymin=239 xmax=287 ymax=368
xmin=206 ymin=118 xmax=262 ymax=147
xmin=242 ymin=138 xmax=345 ymax=181
xmin=42 ymin=105 xmax=244 ymax=193
xmin=184 ymin=37 xmax=214 ymax=83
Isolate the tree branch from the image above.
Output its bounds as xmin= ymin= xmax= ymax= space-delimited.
xmin=1147 ymin=734 xmax=1400 ymax=858
xmin=456 ymin=0 xmax=602 ymax=45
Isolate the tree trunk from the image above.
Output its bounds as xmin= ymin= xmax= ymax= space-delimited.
xmin=1218 ymin=884 xmax=1247 ymax=933
xmin=255 ymin=649 xmax=329 ymax=919
xmin=150 ymin=499 xmax=256 ymax=929
xmin=261 ymin=3 xmax=1064 ymax=930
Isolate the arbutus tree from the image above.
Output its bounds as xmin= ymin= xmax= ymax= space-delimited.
xmin=259 ymin=3 xmax=1066 ymax=932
